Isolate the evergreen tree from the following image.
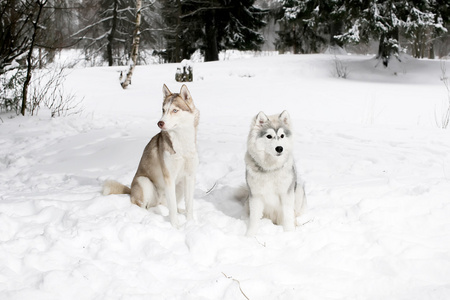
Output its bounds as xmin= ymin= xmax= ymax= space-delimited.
xmin=160 ymin=0 xmax=202 ymax=63
xmin=406 ymin=0 xmax=449 ymax=59
xmin=161 ymin=0 xmax=266 ymax=62
xmin=276 ymin=0 xmax=345 ymax=54
xmin=337 ymin=0 xmax=447 ymax=66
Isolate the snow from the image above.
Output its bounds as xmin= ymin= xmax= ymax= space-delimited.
xmin=1 ymin=53 xmax=450 ymax=299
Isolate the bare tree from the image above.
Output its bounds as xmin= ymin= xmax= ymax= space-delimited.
xmin=106 ymin=0 xmax=120 ymax=66
xmin=21 ymin=0 xmax=48 ymax=116
xmin=29 ymin=65 xmax=82 ymax=117
xmin=437 ymin=61 xmax=450 ymax=129
xmin=72 ymin=0 xmax=158 ymax=67
xmin=1 ymin=0 xmax=83 ymax=115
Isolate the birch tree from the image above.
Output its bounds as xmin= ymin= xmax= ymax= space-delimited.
xmin=121 ymin=0 xmax=142 ymax=88
xmin=72 ymin=0 xmax=130 ymax=66
xmin=72 ymin=0 xmax=158 ymax=66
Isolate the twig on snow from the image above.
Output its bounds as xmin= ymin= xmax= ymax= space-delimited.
xmin=205 ymin=180 xmax=218 ymax=195
xmin=254 ymin=237 xmax=266 ymax=248
xmin=298 ymin=218 xmax=314 ymax=227
xmin=222 ymin=272 xmax=250 ymax=300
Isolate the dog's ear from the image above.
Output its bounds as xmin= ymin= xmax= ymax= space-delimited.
xmin=163 ymin=84 xmax=172 ymax=99
xmin=254 ymin=111 xmax=269 ymax=127
xmin=279 ymin=110 xmax=291 ymax=126
xmin=179 ymin=85 xmax=193 ymax=105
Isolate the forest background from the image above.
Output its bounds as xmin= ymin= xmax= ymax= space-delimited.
xmin=1 ymin=0 xmax=450 ymax=116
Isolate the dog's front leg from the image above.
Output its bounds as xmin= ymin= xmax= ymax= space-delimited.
xmin=281 ymin=192 xmax=296 ymax=232
xmin=184 ymin=174 xmax=195 ymax=222
xmin=246 ymin=197 xmax=264 ymax=236
xmin=165 ymin=181 xmax=179 ymax=228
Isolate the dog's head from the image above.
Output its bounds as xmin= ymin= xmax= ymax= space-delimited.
xmin=157 ymin=84 xmax=199 ymax=131
xmin=248 ymin=110 xmax=293 ymax=163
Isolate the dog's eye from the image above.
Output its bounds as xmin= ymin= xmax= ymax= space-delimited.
xmin=172 ymin=109 xmax=178 ymax=113
xmin=266 ymin=135 xmax=272 ymax=139
xmin=280 ymin=134 xmax=285 ymax=138
xmin=162 ymin=109 xmax=165 ymax=113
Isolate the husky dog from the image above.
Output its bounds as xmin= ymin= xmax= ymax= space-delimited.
xmin=103 ymin=84 xmax=200 ymax=228
xmin=245 ymin=111 xmax=306 ymax=236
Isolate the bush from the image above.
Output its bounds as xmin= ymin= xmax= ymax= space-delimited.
xmin=0 ymin=69 xmax=26 ymax=114
xmin=0 ymin=65 xmax=83 ymax=117
xmin=28 ymin=66 xmax=83 ymax=117
xmin=332 ymin=55 xmax=349 ymax=79
xmin=436 ymin=61 xmax=450 ymax=129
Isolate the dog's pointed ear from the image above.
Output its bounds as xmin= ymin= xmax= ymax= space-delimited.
xmin=254 ymin=111 xmax=269 ymax=127
xmin=163 ymin=84 xmax=172 ymax=99
xmin=279 ymin=110 xmax=291 ymax=126
xmin=179 ymin=84 xmax=193 ymax=105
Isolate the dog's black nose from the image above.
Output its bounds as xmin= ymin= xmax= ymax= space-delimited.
xmin=275 ymin=146 xmax=283 ymax=153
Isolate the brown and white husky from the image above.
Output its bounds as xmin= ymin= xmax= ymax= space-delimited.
xmin=103 ymin=84 xmax=200 ymax=228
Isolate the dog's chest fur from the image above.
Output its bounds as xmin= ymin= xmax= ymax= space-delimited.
xmin=164 ymin=128 xmax=198 ymax=177
xmin=245 ymin=154 xmax=296 ymax=198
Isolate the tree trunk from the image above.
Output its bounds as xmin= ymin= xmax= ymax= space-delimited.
xmin=377 ymin=27 xmax=399 ymax=67
xmin=292 ymin=26 xmax=299 ymax=54
xmin=429 ymin=40 xmax=435 ymax=59
xmin=204 ymin=10 xmax=219 ymax=62
xmin=377 ymin=34 xmax=389 ymax=67
xmin=329 ymin=20 xmax=344 ymax=47
xmin=121 ymin=0 xmax=142 ymax=89
xmin=21 ymin=0 xmax=47 ymax=116
xmin=107 ymin=0 xmax=119 ymax=66
xmin=174 ymin=0 xmax=182 ymax=63
xmin=426 ymin=27 xmax=435 ymax=59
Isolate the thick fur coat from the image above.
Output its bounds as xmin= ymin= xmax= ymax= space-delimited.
xmin=245 ymin=111 xmax=306 ymax=236
xmin=103 ymin=84 xmax=200 ymax=228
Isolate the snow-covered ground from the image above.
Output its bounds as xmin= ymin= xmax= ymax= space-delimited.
xmin=1 ymin=53 xmax=450 ymax=299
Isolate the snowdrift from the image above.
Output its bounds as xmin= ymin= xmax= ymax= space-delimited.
xmin=1 ymin=54 xmax=450 ymax=299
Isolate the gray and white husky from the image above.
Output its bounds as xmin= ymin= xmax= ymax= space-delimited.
xmin=245 ymin=111 xmax=306 ymax=236
xmin=103 ymin=84 xmax=200 ymax=228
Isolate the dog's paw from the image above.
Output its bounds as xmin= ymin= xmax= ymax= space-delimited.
xmin=169 ymin=216 xmax=180 ymax=229
xmin=283 ymin=223 xmax=295 ymax=232
xmin=245 ymin=227 xmax=257 ymax=237
xmin=186 ymin=213 xmax=195 ymax=223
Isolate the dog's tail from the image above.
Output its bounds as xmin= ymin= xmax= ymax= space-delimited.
xmin=233 ymin=184 xmax=249 ymax=202
xmin=103 ymin=180 xmax=131 ymax=195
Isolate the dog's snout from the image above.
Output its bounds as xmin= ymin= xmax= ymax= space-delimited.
xmin=157 ymin=121 xmax=165 ymax=129
xmin=275 ymin=146 xmax=283 ymax=153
